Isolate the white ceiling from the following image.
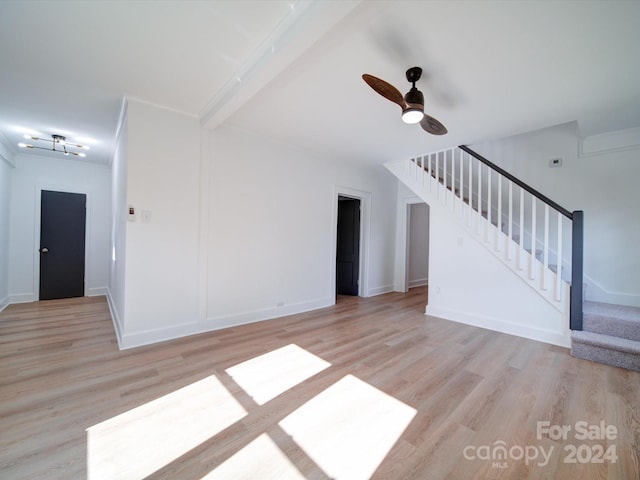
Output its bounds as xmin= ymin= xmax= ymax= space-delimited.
xmin=1 ymin=0 xmax=639 ymax=167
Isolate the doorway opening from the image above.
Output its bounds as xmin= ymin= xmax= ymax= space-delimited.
xmin=395 ymin=197 xmax=429 ymax=309
xmin=336 ymin=196 xmax=361 ymax=297
xmin=332 ymin=187 xmax=370 ymax=301
xmin=39 ymin=190 xmax=87 ymax=300
xmin=407 ymin=202 xmax=429 ymax=291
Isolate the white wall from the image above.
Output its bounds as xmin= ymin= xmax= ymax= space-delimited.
xmin=7 ymin=153 xmax=110 ymax=303
xmin=472 ymin=122 xmax=640 ymax=306
xmin=108 ymin=101 xmax=128 ymax=338
xmin=118 ymin=100 xmax=201 ymax=347
xmin=408 ymin=202 xmax=429 ymax=288
xmin=205 ymin=127 xmax=397 ymax=330
xmin=108 ymin=101 xmax=398 ymax=348
xmin=425 ymin=203 xmax=568 ymax=346
xmin=0 ymin=141 xmax=14 ymax=311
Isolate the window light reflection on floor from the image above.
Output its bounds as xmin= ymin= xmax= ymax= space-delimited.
xmin=225 ymin=344 xmax=331 ymax=405
xmin=201 ymin=433 xmax=306 ymax=480
xmin=279 ymin=374 xmax=417 ymax=480
xmin=86 ymin=375 xmax=247 ymax=480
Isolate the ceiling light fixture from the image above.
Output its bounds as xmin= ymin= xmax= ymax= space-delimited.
xmin=401 ymin=88 xmax=425 ymax=125
xmin=401 ymin=67 xmax=425 ymax=125
xmin=18 ymin=134 xmax=89 ymax=157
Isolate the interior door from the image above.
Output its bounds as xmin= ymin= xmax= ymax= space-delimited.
xmin=39 ymin=190 xmax=86 ymax=300
xmin=336 ymin=196 xmax=360 ymax=296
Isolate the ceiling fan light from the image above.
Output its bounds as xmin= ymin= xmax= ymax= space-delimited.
xmin=402 ymin=107 xmax=424 ymax=124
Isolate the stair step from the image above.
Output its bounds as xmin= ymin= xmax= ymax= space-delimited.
xmin=524 ymin=247 xmax=543 ymax=260
xmin=583 ymin=301 xmax=640 ymax=342
xmin=571 ymin=330 xmax=640 ymax=371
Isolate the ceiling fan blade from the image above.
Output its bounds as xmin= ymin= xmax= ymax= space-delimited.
xmin=362 ymin=74 xmax=406 ymax=110
xmin=420 ymin=114 xmax=448 ymax=135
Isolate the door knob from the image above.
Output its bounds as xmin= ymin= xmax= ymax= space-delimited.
xmin=40 ymin=247 xmax=49 ymax=253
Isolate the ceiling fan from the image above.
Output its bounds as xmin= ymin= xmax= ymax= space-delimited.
xmin=362 ymin=67 xmax=447 ymax=135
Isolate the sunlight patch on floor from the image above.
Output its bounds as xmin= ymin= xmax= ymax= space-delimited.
xmin=279 ymin=374 xmax=416 ymax=480
xmin=201 ymin=433 xmax=306 ymax=480
xmin=226 ymin=344 xmax=331 ymax=405
xmin=86 ymin=375 xmax=247 ymax=480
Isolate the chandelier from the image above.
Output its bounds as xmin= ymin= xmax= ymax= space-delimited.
xmin=19 ymin=134 xmax=89 ymax=157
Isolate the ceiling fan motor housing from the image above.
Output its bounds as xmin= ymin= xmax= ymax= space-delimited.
xmin=404 ymin=87 xmax=424 ymax=109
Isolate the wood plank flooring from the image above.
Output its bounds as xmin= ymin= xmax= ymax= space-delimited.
xmin=1 ymin=288 xmax=638 ymax=479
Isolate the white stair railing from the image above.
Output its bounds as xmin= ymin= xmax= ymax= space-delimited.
xmin=389 ymin=145 xmax=583 ymax=324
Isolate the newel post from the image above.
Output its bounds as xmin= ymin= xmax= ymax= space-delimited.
xmin=570 ymin=210 xmax=584 ymax=330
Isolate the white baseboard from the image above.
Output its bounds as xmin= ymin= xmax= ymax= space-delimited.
xmin=367 ymin=285 xmax=394 ymax=297
xmin=584 ymin=276 xmax=640 ymax=308
xmin=7 ymin=293 xmax=36 ymax=304
xmin=115 ymin=296 xmax=333 ymax=350
xmin=119 ymin=320 xmax=200 ymax=350
xmin=105 ymin=289 xmax=124 ymax=349
xmin=206 ymin=297 xmax=333 ymax=332
xmin=4 ymin=289 xmax=205 ymax=351
xmin=87 ymin=286 xmax=108 ymax=297
xmin=106 ymin=287 xmax=200 ymax=350
xmin=1 ymin=289 xmax=107 ymax=313
xmin=408 ymin=278 xmax=428 ymax=288
xmin=425 ymin=304 xmax=571 ymax=348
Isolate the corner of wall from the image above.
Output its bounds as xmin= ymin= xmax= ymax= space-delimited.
xmin=584 ymin=274 xmax=640 ymax=308
xmin=106 ymin=287 xmax=124 ymax=350
xmin=0 ymin=131 xmax=17 ymax=168
xmin=0 ymin=296 xmax=8 ymax=313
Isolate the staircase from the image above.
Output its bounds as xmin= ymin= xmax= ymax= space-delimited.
xmin=386 ymin=145 xmax=640 ymax=371
xmin=571 ymin=302 xmax=640 ymax=371
xmin=386 ymin=146 xmax=577 ymax=316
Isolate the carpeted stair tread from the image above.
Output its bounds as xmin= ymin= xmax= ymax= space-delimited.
xmin=583 ymin=301 xmax=640 ymax=342
xmin=571 ymin=330 xmax=640 ymax=354
xmin=571 ymin=330 xmax=640 ymax=371
xmin=584 ymin=301 xmax=640 ymax=321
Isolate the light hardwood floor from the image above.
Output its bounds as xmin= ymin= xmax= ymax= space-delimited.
xmin=1 ymin=288 xmax=638 ymax=479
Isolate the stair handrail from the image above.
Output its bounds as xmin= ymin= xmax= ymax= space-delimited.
xmin=458 ymin=145 xmax=573 ymax=219
xmin=458 ymin=145 xmax=583 ymax=331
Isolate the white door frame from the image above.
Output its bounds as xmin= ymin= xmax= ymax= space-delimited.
xmin=394 ymin=195 xmax=428 ymax=292
xmin=331 ymin=186 xmax=371 ymax=300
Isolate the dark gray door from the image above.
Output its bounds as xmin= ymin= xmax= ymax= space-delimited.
xmin=336 ymin=196 xmax=360 ymax=296
xmin=39 ymin=190 xmax=86 ymax=300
